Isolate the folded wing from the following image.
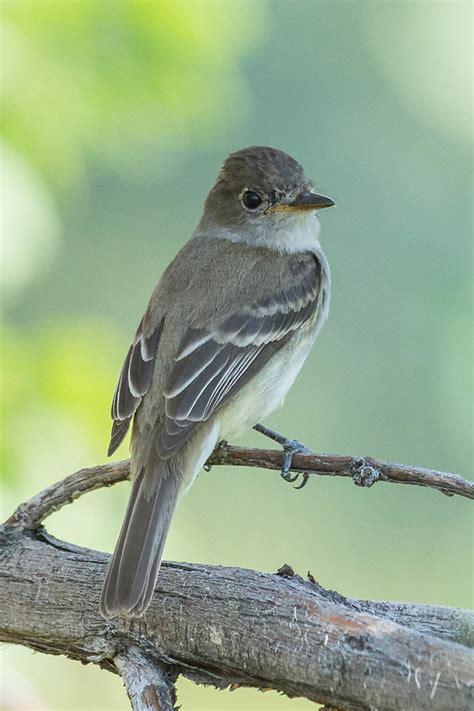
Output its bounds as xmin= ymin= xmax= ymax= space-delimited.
xmin=107 ymin=256 xmax=325 ymax=459
xmin=157 ymin=256 xmax=323 ymax=458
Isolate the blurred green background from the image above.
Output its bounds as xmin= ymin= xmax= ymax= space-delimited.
xmin=1 ymin=1 xmax=472 ymax=709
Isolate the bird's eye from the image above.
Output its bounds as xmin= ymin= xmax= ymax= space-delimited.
xmin=242 ymin=190 xmax=262 ymax=210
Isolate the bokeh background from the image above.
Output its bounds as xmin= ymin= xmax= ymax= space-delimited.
xmin=1 ymin=1 xmax=472 ymax=709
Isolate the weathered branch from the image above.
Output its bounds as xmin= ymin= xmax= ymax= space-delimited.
xmin=2 ymin=444 xmax=473 ymax=710
xmin=115 ymin=646 xmax=178 ymax=711
xmin=206 ymin=442 xmax=473 ymax=499
xmin=6 ymin=444 xmax=472 ymax=531
xmin=6 ymin=459 xmax=131 ymax=529
xmin=1 ymin=528 xmax=473 ymax=711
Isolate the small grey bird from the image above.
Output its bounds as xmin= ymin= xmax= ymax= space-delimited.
xmin=100 ymin=146 xmax=334 ymax=619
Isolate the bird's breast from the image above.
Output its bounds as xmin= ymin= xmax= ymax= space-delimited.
xmin=217 ymin=324 xmax=318 ymax=440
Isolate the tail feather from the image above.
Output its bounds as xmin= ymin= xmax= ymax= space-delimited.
xmin=100 ymin=461 xmax=179 ymax=618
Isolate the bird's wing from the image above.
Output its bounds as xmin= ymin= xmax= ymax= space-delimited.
xmin=156 ymin=255 xmax=324 ymax=458
xmin=108 ymin=313 xmax=164 ymax=455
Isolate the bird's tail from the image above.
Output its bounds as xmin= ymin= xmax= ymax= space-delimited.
xmin=100 ymin=459 xmax=179 ymax=619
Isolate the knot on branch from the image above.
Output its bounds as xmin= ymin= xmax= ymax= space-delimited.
xmin=350 ymin=457 xmax=381 ymax=488
xmin=275 ymin=563 xmax=295 ymax=578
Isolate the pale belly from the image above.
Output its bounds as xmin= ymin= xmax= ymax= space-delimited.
xmin=217 ymin=326 xmax=317 ymax=440
xmin=180 ymin=328 xmax=315 ymax=494
xmin=178 ymin=326 xmax=317 ymax=495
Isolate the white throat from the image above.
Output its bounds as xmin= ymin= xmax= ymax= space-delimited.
xmin=196 ymin=211 xmax=322 ymax=255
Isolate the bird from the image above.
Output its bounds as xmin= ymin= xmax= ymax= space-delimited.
xmin=100 ymin=146 xmax=334 ymax=619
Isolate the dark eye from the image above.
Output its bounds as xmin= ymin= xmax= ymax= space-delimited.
xmin=242 ymin=190 xmax=262 ymax=210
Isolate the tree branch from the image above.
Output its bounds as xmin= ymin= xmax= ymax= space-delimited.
xmin=2 ymin=444 xmax=473 ymax=710
xmin=115 ymin=647 xmax=178 ymax=711
xmin=1 ymin=528 xmax=473 ymax=711
xmin=206 ymin=442 xmax=473 ymax=499
xmin=6 ymin=459 xmax=131 ymax=529
xmin=6 ymin=443 xmax=472 ymax=531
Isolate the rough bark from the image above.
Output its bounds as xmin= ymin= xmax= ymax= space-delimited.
xmin=115 ymin=647 xmax=178 ymax=711
xmin=1 ymin=526 xmax=472 ymax=710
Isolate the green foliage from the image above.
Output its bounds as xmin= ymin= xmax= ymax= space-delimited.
xmin=1 ymin=0 xmax=264 ymax=185
xmin=0 ymin=322 xmax=119 ymax=489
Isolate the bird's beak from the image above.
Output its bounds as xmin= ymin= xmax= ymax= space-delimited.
xmin=274 ymin=191 xmax=335 ymax=212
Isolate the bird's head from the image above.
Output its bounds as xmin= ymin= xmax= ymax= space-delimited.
xmin=198 ymin=146 xmax=334 ymax=252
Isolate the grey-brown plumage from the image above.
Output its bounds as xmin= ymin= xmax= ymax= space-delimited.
xmin=100 ymin=147 xmax=334 ymax=619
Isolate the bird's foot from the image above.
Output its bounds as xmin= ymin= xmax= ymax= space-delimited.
xmin=281 ymin=438 xmax=311 ymax=489
xmin=253 ymin=423 xmax=311 ymax=490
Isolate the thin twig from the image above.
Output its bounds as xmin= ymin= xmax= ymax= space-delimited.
xmin=115 ymin=647 xmax=178 ymax=711
xmin=5 ymin=442 xmax=472 ymax=530
xmin=207 ymin=442 xmax=474 ymax=499
xmin=5 ymin=460 xmax=131 ymax=528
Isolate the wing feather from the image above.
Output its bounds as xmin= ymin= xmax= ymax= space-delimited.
xmin=112 ymin=347 xmax=140 ymax=420
xmin=164 ymin=340 xmax=227 ymax=398
xmin=108 ymin=317 xmax=164 ymax=456
xmin=165 ymin=346 xmax=232 ymax=420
